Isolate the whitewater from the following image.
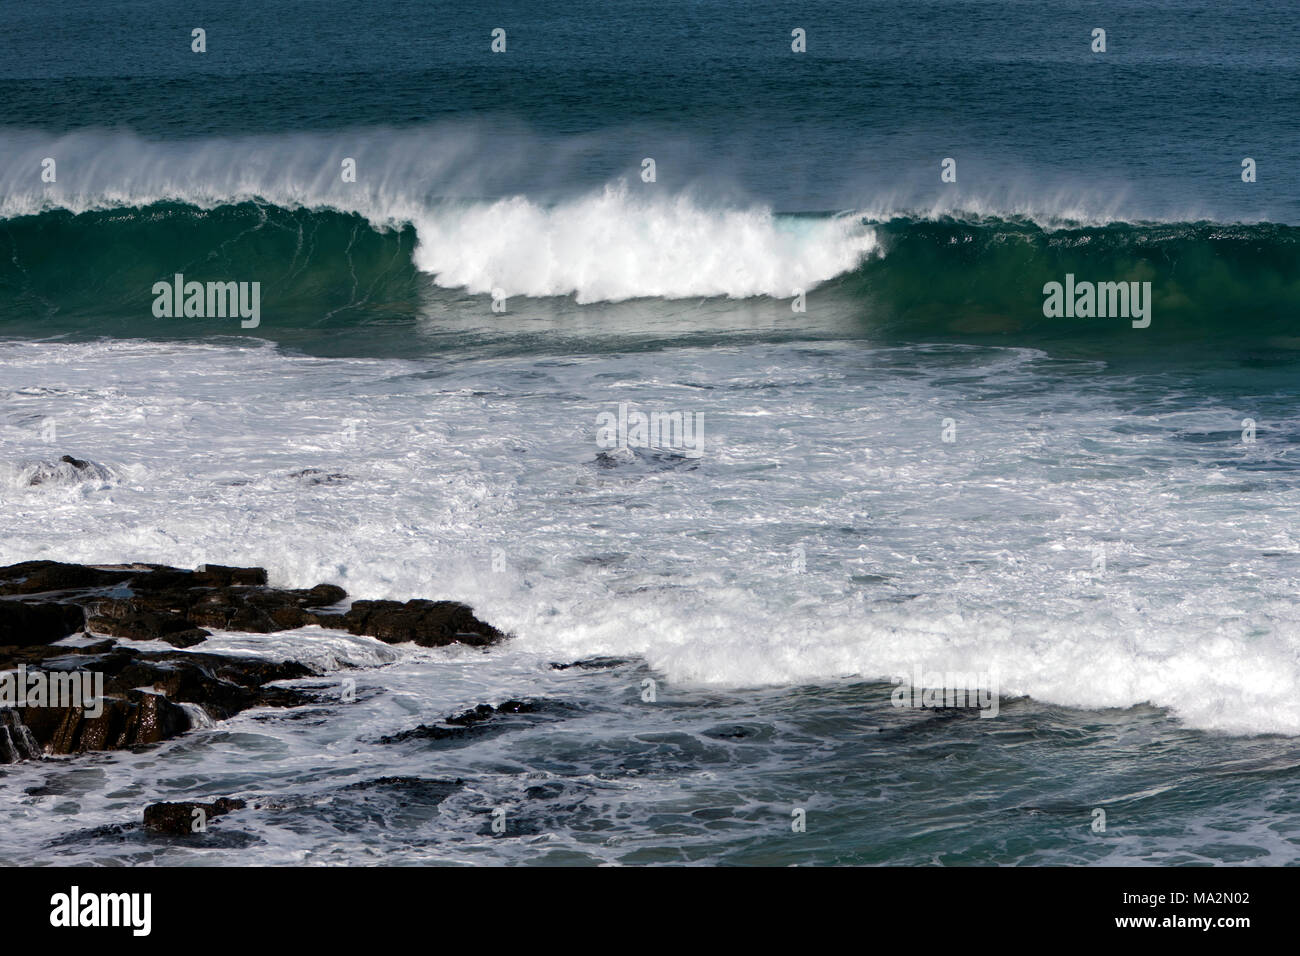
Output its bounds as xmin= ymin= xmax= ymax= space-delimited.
xmin=4 ymin=332 xmax=1299 ymax=738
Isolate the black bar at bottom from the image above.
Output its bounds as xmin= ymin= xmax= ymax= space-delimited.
xmin=3 ymin=865 xmax=1273 ymax=942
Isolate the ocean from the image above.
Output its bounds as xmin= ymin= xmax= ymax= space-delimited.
xmin=2 ymin=0 xmax=1300 ymax=865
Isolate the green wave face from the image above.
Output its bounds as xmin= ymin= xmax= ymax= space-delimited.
xmin=842 ymin=218 xmax=1300 ymax=351
xmin=0 ymin=201 xmax=421 ymax=334
xmin=2 ymin=202 xmax=1298 ymax=360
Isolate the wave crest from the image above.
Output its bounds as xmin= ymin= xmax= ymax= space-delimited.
xmin=411 ymin=185 xmax=878 ymax=302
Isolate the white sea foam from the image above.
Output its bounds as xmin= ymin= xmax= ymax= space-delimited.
xmin=178 ymin=702 xmax=215 ymax=729
xmin=409 ymin=186 xmax=877 ymax=301
xmin=2 ymin=338 xmax=1299 ymax=735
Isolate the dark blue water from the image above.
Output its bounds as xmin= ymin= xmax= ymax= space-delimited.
xmin=3 ymin=0 xmax=1297 ymax=218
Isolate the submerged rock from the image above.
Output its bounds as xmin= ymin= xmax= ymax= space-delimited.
xmin=288 ymin=468 xmax=353 ymax=485
xmin=550 ymin=656 xmax=630 ymax=670
xmin=379 ymin=699 xmax=567 ymax=745
xmin=143 ymin=798 xmax=247 ymax=835
xmin=21 ymin=454 xmax=113 ymax=487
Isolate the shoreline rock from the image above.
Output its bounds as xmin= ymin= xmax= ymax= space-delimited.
xmin=0 ymin=559 xmax=503 ymax=647
xmin=0 ymin=559 xmax=508 ymax=763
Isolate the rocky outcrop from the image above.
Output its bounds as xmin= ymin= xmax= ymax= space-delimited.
xmin=336 ymin=599 xmax=504 ymax=647
xmin=1 ymin=645 xmax=315 ymax=761
xmin=0 ymin=601 xmax=85 ymax=646
xmin=0 ymin=559 xmax=508 ymax=763
xmin=0 ymin=559 xmax=502 ymax=648
xmin=0 ymin=560 xmax=137 ymax=595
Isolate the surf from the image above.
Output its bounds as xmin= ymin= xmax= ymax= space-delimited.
xmin=2 ymin=195 xmax=1297 ymax=355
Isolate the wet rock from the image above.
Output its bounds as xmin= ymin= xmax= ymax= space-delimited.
xmin=0 ymin=728 xmax=16 ymax=764
xmin=0 ymin=710 xmax=42 ymax=761
xmin=0 ymin=601 xmax=85 ymax=646
xmin=1 ymin=689 xmax=191 ymax=761
xmin=0 ymin=560 xmax=135 ymax=596
xmin=0 ymin=647 xmax=316 ymax=762
xmin=445 ymin=699 xmax=537 ymax=725
xmin=445 ymin=703 xmax=499 ymax=727
xmin=289 ymin=468 xmax=353 ymax=485
xmin=193 ymin=565 xmax=269 ymax=587
xmin=550 ymin=656 xmax=630 ymax=670
xmin=85 ymin=600 xmax=210 ymax=647
xmin=0 ymin=639 xmax=117 ymax=672
xmin=379 ymin=699 xmax=558 ymax=745
xmin=21 ymin=455 xmax=113 ymax=487
xmin=594 ymin=448 xmax=636 ymax=468
xmin=329 ymin=599 xmax=504 ymax=647
xmin=0 ymin=559 xmax=508 ymax=762
xmin=340 ymin=776 xmax=463 ymax=807
xmin=143 ymin=798 xmax=246 ymax=835
xmin=49 ymin=689 xmax=191 ymax=754
xmin=592 ymin=447 xmax=699 ymax=472
xmin=0 ymin=560 xmax=503 ymax=649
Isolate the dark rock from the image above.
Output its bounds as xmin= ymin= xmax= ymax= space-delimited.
xmin=85 ymin=599 xmax=210 ymax=646
xmin=0 ymin=638 xmax=114 ymax=668
xmin=0 ymin=560 xmax=503 ymax=650
xmin=53 ymin=689 xmax=191 ymax=754
xmin=0 ymin=710 xmax=41 ymax=761
xmin=329 ymin=599 xmax=504 ymax=647
xmin=379 ymin=699 xmax=558 ymax=745
xmin=550 ymin=657 xmax=630 ymax=670
xmin=0 ymin=601 xmax=85 ymax=646
xmin=193 ymin=565 xmax=269 ymax=587
xmin=0 ymin=647 xmax=316 ymax=762
xmin=340 ymin=776 xmax=463 ymax=806
xmin=445 ymin=703 xmax=497 ymax=727
xmin=289 ymin=469 xmax=353 ymax=485
xmin=143 ymin=798 xmax=246 ymax=835
xmin=0 ymin=559 xmax=508 ymax=763
xmin=304 ymin=583 xmax=347 ymax=606
xmin=445 ymin=700 xmax=536 ymax=726
xmin=493 ymin=699 xmax=538 ymax=715
xmin=6 ymin=687 xmax=193 ymax=759
xmin=0 ymin=560 xmax=136 ymax=596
